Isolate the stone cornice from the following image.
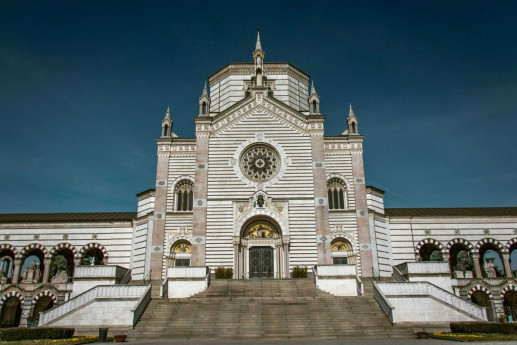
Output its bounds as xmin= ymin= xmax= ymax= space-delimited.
xmin=0 ymin=221 xmax=134 ymax=230
xmin=389 ymin=216 xmax=517 ymax=224
xmin=209 ymin=62 xmax=310 ymax=85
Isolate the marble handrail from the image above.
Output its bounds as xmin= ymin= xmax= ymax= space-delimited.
xmin=395 ymin=262 xmax=450 ymax=276
xmin=74 ymin=265 xmax=129 ymax=279
xmin=375 ymin=282 xmax=487 ymax=321
xmin=39 ymin=285 xmax=150 ymax=326
xmin=373 ymin=282 xmax=395 ymax=323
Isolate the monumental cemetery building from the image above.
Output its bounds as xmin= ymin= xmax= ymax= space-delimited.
xmin=0 ymin=33 xmax=516 ymax=333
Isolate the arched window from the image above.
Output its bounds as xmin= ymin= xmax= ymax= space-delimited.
xmin=327 ymin=178 xmax=347 ymax=210
xmin=331 ymin=238 xmax=355 ymax=265
xmin=449 ymin=243 xmax=473 ymax=274
xmin=419 ymin=243 xmax=443 ymax=262
xmin=163 ymin=125 xmax=168 ymax=137
xmin=202 ymin=102 xmax=207 ymax=115
xmin=479 ymin=243 xmax=505 ymax=278
xmin=175 ymin=180 xmax=194 ymax=212
xmin=351 ymin=122 xmax=357 ymax=134
xmin=312 ymin=100 xmax=317 ymax=113
xmin=169 ymin=241 xmax=191 ymax=267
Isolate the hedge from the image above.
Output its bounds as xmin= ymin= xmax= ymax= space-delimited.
xmin=215 ymin=267 xmax=233 ymax=279
xmin=0 ymin=327 xmax=75 ymax=341
xmin=450 ymin=322 xmax=517 ymax=334
xmin=292 ymin=266 xmax=308 ymax=278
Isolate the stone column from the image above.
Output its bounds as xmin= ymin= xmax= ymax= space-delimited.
xmin=283 ymin=243 xmax=290 ymax=278
xmin=502 ymin=253 xmax=512 ymax=278
xmin=42 ymin=258 xmax=51 ymax=283
xmin=12 ymin=258 xmax=22 ymax=283
xmin=308 ymin=116 xmax=332 ymax=265
xmin=276 ymin=245 xmax=281 ymax=279
xmin=150 ymin=139 xmax=171 ymax=281
xmin=232 ymin=239 xmax=239 ymax=279
xmin=350 ymin=137 xmax=373 ymax=277
xmin=191 ymin=117 xmax=211 ymax=266
xmin=472 ymin=253 xmax=482 ymax=278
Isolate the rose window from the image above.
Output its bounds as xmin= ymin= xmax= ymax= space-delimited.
xmin=240 ymin=145 xmax=280 ymax=182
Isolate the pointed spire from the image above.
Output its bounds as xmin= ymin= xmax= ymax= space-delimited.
xmin=202 ymin=82 xmax=208 ymax=97
xmin=165 ymin=105 xmax=170 ymax=119
xmin=310 ymin=81 xmax=317 ymax=96
xmin=255 ymin=28 xmax=262 ymax=51
xmin=348 ymin=103 xmax=356 ymax=118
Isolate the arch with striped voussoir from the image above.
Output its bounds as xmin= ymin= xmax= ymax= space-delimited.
xmin=475 ymin=238 xmax=505 ymax=253
xmin=49 ymin=243 xmax=79 ymax=258
xmin=0 ymin=290 xmax=24 ymax=306
xmin=167 ymin=235 xmax=192 ymax=253
xmin=31 ymin=290 xmax=57 ymax=306
xmin=79 ymin=243 xmax=109 ymax=261
xmin=414 ymin=238 xmax=445 ymax=254
xmin=506 ymin=238 xmax=517 ymax=253
xmin=468 ymin=284 xmax=494 ymax=300
xmin=18 ymin=243 xmax=48 ymax=259
xmin=0 ymin=244 xmax=19 ymax=257
xmin=445 ymin=238 xmax=474 ymax=252
xmin=500 ymin=283 xmax=517 ymax=299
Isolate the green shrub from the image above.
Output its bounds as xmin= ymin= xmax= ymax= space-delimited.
xmin=450 ymin=322 xmax=517 ymax=334
xmin=0 ymin=327 xmax=75 ymax=341
xmin=215 ymin=267 xmax=233 ymax=279
xmin=292 ymin=266 xmax=308 ymax=278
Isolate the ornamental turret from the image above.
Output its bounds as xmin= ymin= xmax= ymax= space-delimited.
xmin=252 ymin=30 xmax=265 ymax=87
xmin=161 ymin=106 xmax=173 ymax=138
xmin=198 ymin=82 xmax=210 ymax=116
xmin=308 ymin=81 xmax=320 ymax=115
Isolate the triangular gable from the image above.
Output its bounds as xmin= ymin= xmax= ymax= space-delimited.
xmin=211 ymin=93 xmax=310 ymax=136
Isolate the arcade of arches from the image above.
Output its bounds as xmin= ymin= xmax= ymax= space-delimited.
xmin=0 ymin=242 xmax=107 ymax=327
xmin=417 ymin=239 xmax=517 ymax=279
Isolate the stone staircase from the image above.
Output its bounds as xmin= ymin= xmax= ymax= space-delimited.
xmin=129 ymin=278 xmax=416 ymax=340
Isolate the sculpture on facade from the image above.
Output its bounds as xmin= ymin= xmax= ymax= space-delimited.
xmin=21 ymin=261 xmax=42 ymax=283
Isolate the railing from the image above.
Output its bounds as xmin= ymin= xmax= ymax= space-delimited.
xmin=356 ymin=275 xmax=364 ymax=296
xmin=120 ymin=268 xmax=132 ymax=285
xmin=372 ymin=267 xmax=380 ymax=282
xmin=74 ymin=265 xmax=129 ymax=279
xmin=375 ymin=281 xmax=487 ymax=321
xmin=143 ymin=270 xmax=152 ymax=284
xmin=395 ymin=262 xmax=450 ymax=276
xmin=392 ymin=265 xmax=407 ymax=282
xmin=39 ymin=285 xmax=150 ymax=326
xmin=160 ymin=277 xmax=168 ymax=298
xmin=131 ymin=285 xmax=152 ymax=327
xmin=373 ymin=282 xmax=395 ymax=323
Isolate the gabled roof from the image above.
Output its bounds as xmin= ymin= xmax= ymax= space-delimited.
xmin=0 ymin=212 xmax=136 ymax=223
xmin=385 ymin=207 xmax=517 ymax=217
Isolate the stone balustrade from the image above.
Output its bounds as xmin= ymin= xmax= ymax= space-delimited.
xmin=395 ymin=262 xmax=450 ymax=275
xmin=374 ymin=281 xmax=487 ymax=323
xmin=313 ymin=264 xmax=357 ymax=296
xmin=39 ymin=285 xmax=151 ymax=327
xmin=74 ymin=265 xmax=129 ymax=279
xmin=166 ymin=266 xmax=210 ymax=298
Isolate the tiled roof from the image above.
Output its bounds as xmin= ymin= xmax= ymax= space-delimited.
xmin=0 ymin=212 xmax=136 ymax=223
xmin=385 ymin=207 xmax=517 ymax=217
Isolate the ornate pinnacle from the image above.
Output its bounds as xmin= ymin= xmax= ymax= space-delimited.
xmin=255 ymin=29 xmax=262 ymax=51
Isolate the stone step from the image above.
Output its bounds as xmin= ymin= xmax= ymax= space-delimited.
xmin=129 ymin=278 xmax=414 ymax=340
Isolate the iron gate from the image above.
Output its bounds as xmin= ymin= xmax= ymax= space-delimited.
xmin=249 ymin=246 xmax=274 ymax=278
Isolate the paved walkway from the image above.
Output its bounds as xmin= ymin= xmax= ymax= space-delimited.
xmin=117 ymin=339 xmax=511 ymax=345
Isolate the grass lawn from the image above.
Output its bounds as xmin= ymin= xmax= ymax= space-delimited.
xmin=430 ymin=332 xmax=517 ymax=342
xmin=0 ymin=336 xmax=97 ymax=345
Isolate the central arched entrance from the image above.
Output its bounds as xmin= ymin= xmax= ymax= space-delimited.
xmin=236 ymin=218 xmax=288 ymax=279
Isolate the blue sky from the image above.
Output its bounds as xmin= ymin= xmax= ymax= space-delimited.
xmin=1 ymin=1 xmax=516 ymax=213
